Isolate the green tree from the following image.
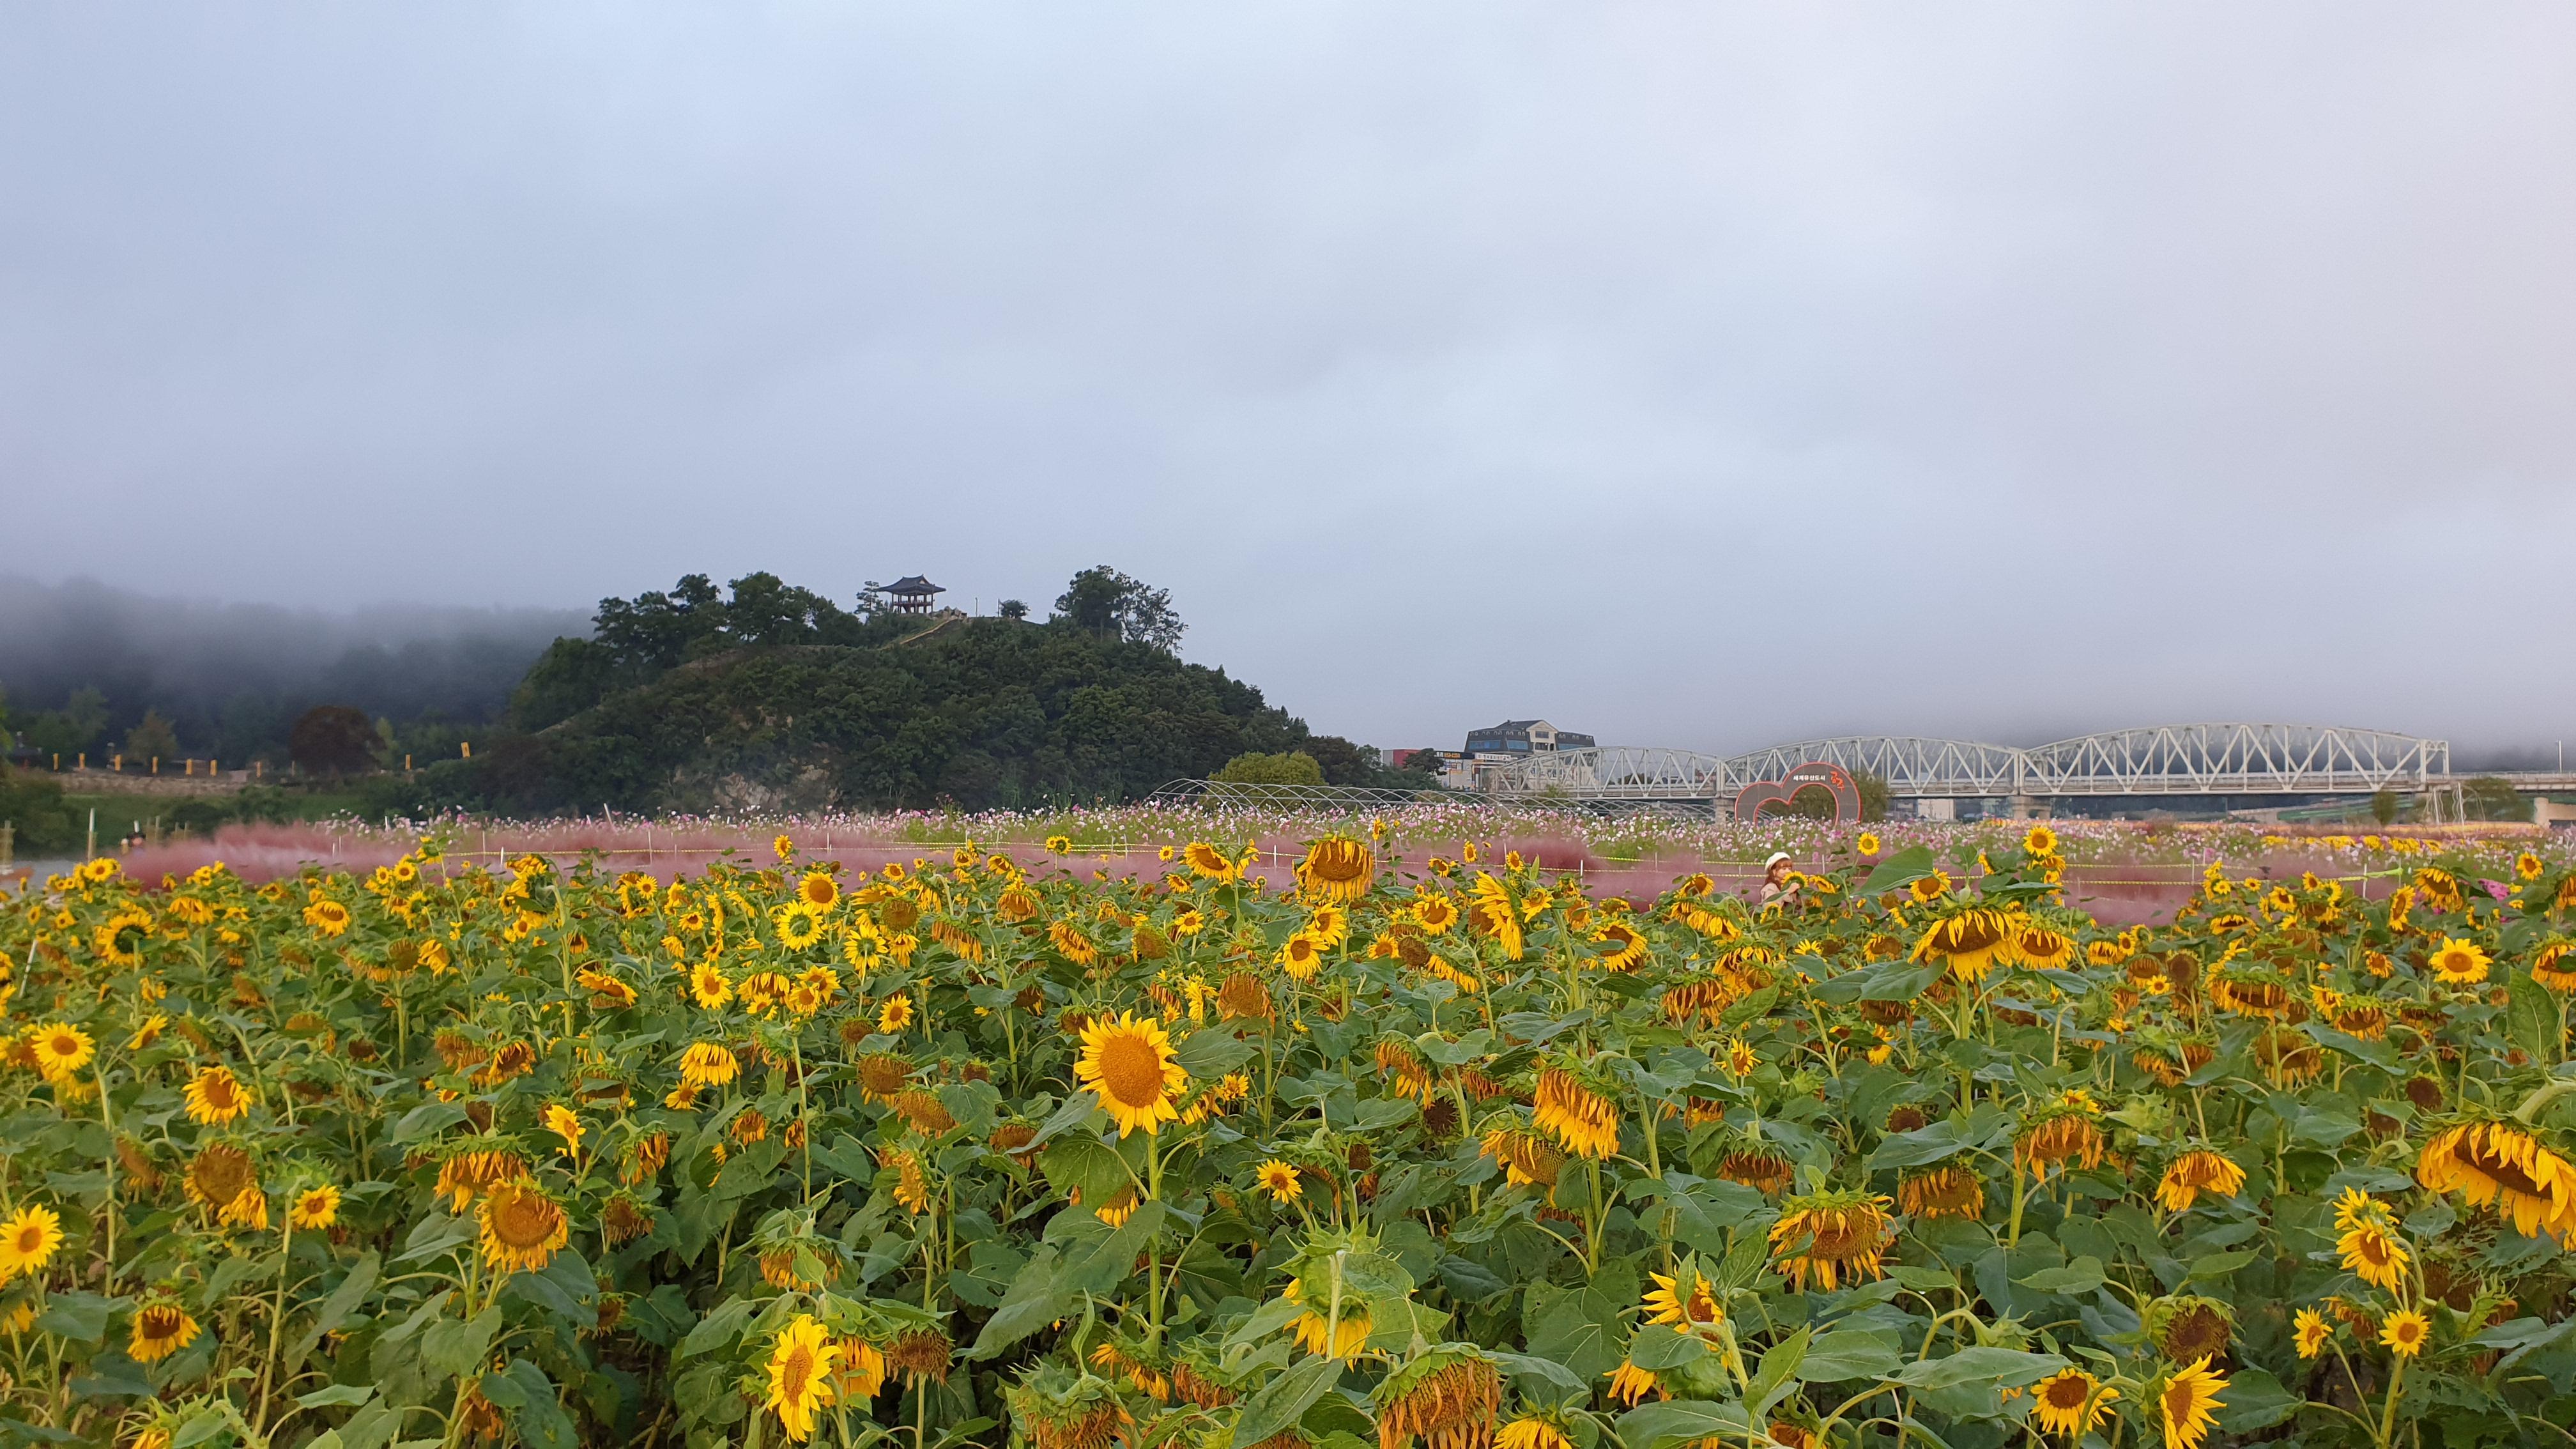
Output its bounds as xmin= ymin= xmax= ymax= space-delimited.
xmin=23 ymin=686 xmax=109 ymax=756
xmin=997 ymin=599 xmax=1029 ymax=620
xmin=289 ymin=705 xmax=381 ymax=777
xmin=2463 ymin=776 xmax=2529 ymax=822
xmin=1212 ymin=751 xmax=1325 ymax=786
xmin=2371 ymin=788 xmax=2402 ymax=825
xmin=123 ymin=709 xmax=180 ymax=763
xmin=1052 ymin=566 xmax=1184 ymax=652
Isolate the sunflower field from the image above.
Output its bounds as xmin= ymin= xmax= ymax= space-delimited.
xmin=3 ymin=825 xmax=2575 ymax=1449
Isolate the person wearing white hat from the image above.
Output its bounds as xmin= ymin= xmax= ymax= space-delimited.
xmin=1758 ymin=850 xmax=1801 ymax=910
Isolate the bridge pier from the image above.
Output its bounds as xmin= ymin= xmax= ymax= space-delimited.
xmin=2008 ymin=795 xmax=2049 ymax=821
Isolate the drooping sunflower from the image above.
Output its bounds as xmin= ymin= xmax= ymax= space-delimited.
xmin=2156 ymin=1150 xmax=2248 ymax=1212
xmin=1898 ymin=1166 xmax=1986 ymax=1220
xmin=1295 ymin=837 xmax=1377 ymax=905
xmin=126 ymin=1301 xmax=202 ymax=1363
xmin=1495 ymin=1418 xmax=1572 ymax=1449
xmin=2379 ymin=1308 xmax=2430 ymax=1358
xmin=1280 ymin=1276 xmax=1372 ymax=1358
xmin=288 ymin=1184 xmax=341 ymax=1230
xmin=679 ymin=1041 xmax=740 ymax=1089
xmin=1639 ymin=1264 xmax=1724 ymax=1333
xmin=0 ymin=1205 xmax=65 ymax=1282
xmin=1593 ymin=921 xmax=1648 ymax=971
xmin=1531 ymin=1068 xmax=1621 ymax=1159
xmin=477 ymin=1179 xmax=569 ymax=1275
xmin=1910 ymin=909 xmax=2016 ymax=983
xmin=2016 ymin=1092 xmax=2106 ymax=1180
xmin=2417 ymin=1120 xmax=2576 ymax=1244
xmin=2009 ymin=923 xmax=2076 ymax=971
xmin=1478 ymin=1127 xmax=1564 ymax=1192
xmin=2030 ymin=1368 xmax=2115 ymax=1439
xmin=302 ymin=900 xmax=352 ymax=937
xmin=543 ymin=1103 xmax=584 ymax=1158
xmin=1603 ymin=1362 xmax=1662 ymax=1407
xmin=2428 ymin=937 xmax=2490 ymax=985
xmin=30 ymin=1023 xmax=95 ymax=1083
xmin=184 ymin=1064 xmax=252 ymax=1126
xmin=761 ymin=1314 xmax=839 ymax=1442
xmin=1182 ymin=841 xmax=1237 ymax=882
xmin=184 ymin=1144 xmax=256 ymax=1215
xmin=1256 ymin=1160 xmax=1303 ymax=1205
xmin=1372 ymin=1347 xmax=1501 ymax=1449
xmin=1767 ymin=1190 xmax=1894 ymax=1292
xmin=1466 ymin=875 xmax=1525 ymax=961
xmin=2157 ymin=1359 xmax=2227 ymax=1449
xmin=1073 ymin=1011 xmax=1186 ymax=1138
xmin=2534 ymin=941 xmax=2576 ymax=994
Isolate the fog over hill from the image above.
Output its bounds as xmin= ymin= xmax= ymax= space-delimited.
xmin=0 ymin=575 xmax=583 ymax=763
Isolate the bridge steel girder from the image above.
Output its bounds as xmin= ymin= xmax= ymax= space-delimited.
xmin=1478 ymin=723 xmax=2451 ymax=802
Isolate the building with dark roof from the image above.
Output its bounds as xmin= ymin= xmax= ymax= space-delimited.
xmin=876 ymin=576 xmax=945 ymax=615
xmin=1462 ymin=719 xmax=1594 ymax=755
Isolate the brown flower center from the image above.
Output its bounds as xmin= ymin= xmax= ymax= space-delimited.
xmin=1094 ymin=1034 xmax=1166 ymax=1108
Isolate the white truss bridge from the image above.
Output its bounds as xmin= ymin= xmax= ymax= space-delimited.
xmin=1482 ymin=724 xmax=2457 ymax=802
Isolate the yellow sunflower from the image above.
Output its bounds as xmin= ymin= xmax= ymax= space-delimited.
xmin=0 ymin=1205 xmax=65 ymax=1282
xmin=93 ymin=912 xmax=153 ymax=967
xmin=183 ymin=1064 xmax=252 ymax=1126
xmin=2158 ymin=1359 xmax=2227 ymax=1449
xmin=289 ymin=1185 xmax=341 ymax=1230
xmin=878 ymin=994 xmax=914 ymax=1034
xmin=1073 ymin=1011 xmax=1186 ymax=1138
xmin=1256 ymin=1160 xmax=1303 ymax=1205
xmin=2379 ymin=1308 xmax=2430 ymax=1358
xmin=2031 ymin=1368 xmax=2115 ymax=1439
xmin=776 ymin=901 xmax=826 ymax=952
xmin=2294 ymin=1307 xmax=2334 ymax=1358
xmin=2023 ymin=824 xmax=2058 ymax=856
xmin=799 ymin=871 xmax=840 ymax=909
xmin=126 ymin=1302 xmax=202 ymax=1363
xmin=30 ymin=1023 xmax=95 ymax=1083
xmin=690 ymin=959 xmax=732 ymax=1005
xmin=1855 ymin=832 xmax=1881 ymax=856
xmin=764 ymin=1315 xmax=840 ymax=1442
xmin=2428 ymin=937 xmax=2490 ymax=985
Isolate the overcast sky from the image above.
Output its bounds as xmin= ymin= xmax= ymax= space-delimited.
xmin=4 ymin=4 xmax=2572 ymax=756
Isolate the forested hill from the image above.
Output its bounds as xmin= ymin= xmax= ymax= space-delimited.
xmin=408 ymin=577 xmax=1391 ymax=813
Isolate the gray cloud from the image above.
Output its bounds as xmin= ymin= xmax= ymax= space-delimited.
xmin=4 ymin=3 xmax=2571 ymax=759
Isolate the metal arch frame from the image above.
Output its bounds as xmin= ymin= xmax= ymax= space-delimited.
xmin=1477 ymin=723 xmax=2451 ymax=801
